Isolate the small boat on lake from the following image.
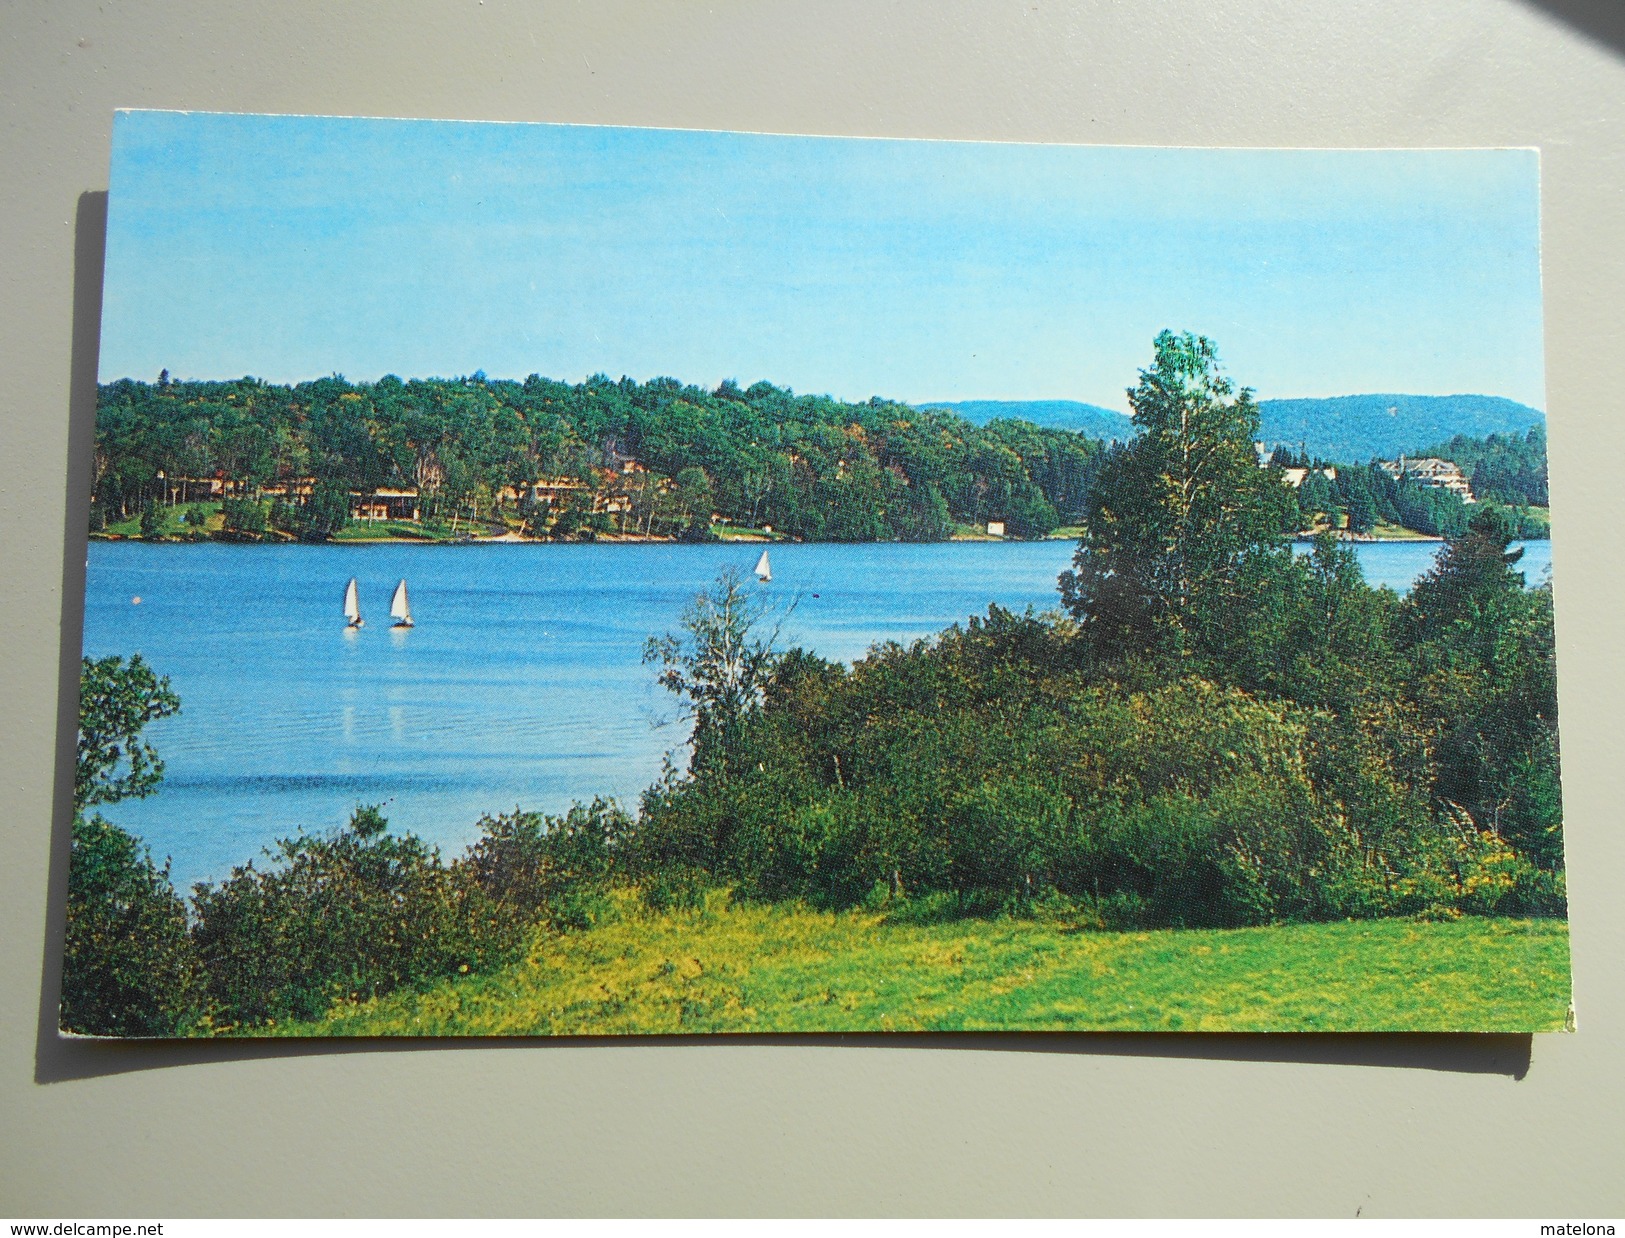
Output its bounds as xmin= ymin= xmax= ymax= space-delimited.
xmin=754 ymin=549 xmax=772 ymax=582
xmin=343 ymin=577 xmax=364 ymax=629
xmin=391 ymin=579 xmax=414 ymax=628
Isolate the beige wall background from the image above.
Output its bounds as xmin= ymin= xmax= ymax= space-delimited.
xmin=4 ymin=0 xmax=1623 ymax=1217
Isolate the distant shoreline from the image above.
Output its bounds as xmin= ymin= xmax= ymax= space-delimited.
xmin=1295 ymin=532 xmax=1445 ymax=545
xmin=88 ymin=529 xmax=1550 ymax=548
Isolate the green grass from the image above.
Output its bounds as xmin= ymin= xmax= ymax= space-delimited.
xmin=269 ymin=893 xmax=1571 ymax=1036
xmin=1369 ymin=521 xmax=1442 ymax=541
xmin=102 ymin=500 xmax=223 ymax=538
xmin=331 ymin=520 xmax=445 ymax=541
xmin=950 ymin=522 xmax=1001 ymax=540
xmin=712 ymin=523 xmax=780 ymax=542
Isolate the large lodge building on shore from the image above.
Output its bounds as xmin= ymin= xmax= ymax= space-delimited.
xmin=1252 ymin=444 xmax=1476 ymax=504
xmin=1377 ymin=455 xmax=1476 ymax=503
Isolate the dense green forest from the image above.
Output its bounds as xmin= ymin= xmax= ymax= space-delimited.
xmin=92 ymin=371 xmax=1553 ymax=545
xmin=92 ymin=372 xmax=1105 ymax=541
xmin=1417 ymin=426 xmax=1549 ymax=508
xmin=65 ymin=333 xmax=1565 ymax=1036
xmin=1275 ymin=425 xmax=1550 ymax=539
xmin=637 ymin=336 xmax=1563 ymax=924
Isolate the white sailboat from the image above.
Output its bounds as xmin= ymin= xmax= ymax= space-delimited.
xmin=343 ymin=577 xmax=364 ymax=629
xmin=754 ymin=549 xmax=772 ymax=582
xmin=390 ymin=579 xmax=414 ymax=628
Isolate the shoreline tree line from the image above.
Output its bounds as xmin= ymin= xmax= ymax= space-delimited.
xmin=92 ymin=371 xmax=1103 ymax=542
xmin=65 ymin=334 xmax=1564 ymax=1036
xmin=1276 ymin=424 xmax=1550 ymax=540
xmin=91 ymin=369 xmax=1546 ymax=544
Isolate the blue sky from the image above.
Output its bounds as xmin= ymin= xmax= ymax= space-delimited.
xmin=100 ymin=112 xmax=1546 ymax=412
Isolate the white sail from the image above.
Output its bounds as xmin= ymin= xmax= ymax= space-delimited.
xmin=754 ymin=549 xmax=772 ymax=581
xmin=391 ymin=579 xmax=412 ymax=623
xmin=343 ymin=577 xmax=362 ymax=625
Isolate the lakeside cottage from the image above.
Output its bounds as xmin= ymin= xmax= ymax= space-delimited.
xmin=1250 ymin=445 xmax=1337 ymax=489
xmin=511 ymin=461 xmax=662 ymax=518
xmin=261 ymin=477 xmax=317 ymax=503
xmin=350 ymin=487 xmax=421 ymax=522
xmin=515 ymin=476 xmax=592 ymax=507
xmin=159 ymin=473 xmax=248 ymax=504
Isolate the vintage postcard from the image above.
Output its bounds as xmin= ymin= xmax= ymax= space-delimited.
xmin=66 ymin=112 xmax=1569 ymax=1036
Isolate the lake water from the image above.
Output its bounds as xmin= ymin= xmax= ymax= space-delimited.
xmin=82 ymin=537 xmax=1553 ymax=891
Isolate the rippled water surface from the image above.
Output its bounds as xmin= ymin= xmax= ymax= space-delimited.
xmin=82 ymin=537 xmax=1552 ymax=890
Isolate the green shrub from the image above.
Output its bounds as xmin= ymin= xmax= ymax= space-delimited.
xmin=191 ymin=805 xmax=522 ymax=1027
xmin=629 ymin=565 xmax=1569 ymax=931
xmin=61 ymin=814 xmax=210 ymax=1036
xmin=771 ymin=795 xmax=877 ymax=909
xmin=944 ymin=778 xmax=1068 ymax=906
xmin=639 ymin=865 xmax=709 ymax=913
xmin=459 ymin=799 xmax=629 ymax=928
xmin=1385 ymin=815 xmax=1567 ymax=920
xmin=219 ymin=496 xmax=268 ymax=535
xmin=1075 ymin=795 xmax=1232 ymax=926
xmin=631 ymin=770 xmax=739 ymax=879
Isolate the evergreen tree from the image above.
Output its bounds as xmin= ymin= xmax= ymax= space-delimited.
xmin=1399 ymin=508 xmax=1562 ymax=863
xmin=139 ymin=499 xmax=163 ymax=539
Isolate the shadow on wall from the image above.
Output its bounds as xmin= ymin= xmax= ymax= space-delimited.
xmin=1524 ymin=0 xmax=1625 ymax=55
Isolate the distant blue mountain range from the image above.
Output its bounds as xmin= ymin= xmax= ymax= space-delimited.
xmin=917 ymin=400 xmax=1134 ymax=441
xmin=1252 ymin=395 xmax=1545 ymax=462
xmin=917 ymin=394 xmax=1546 ymax=463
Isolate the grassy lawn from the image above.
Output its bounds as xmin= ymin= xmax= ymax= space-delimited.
xmin=950 ymin=522 xmax=1001 ymax=540
xmin=712 ymin=523 xmax=781 ymax=541
xmin=331 ymin=520 xmax=446 ymax=541
xmin=274 ymin=894 xmax=1571 ymax=1036
xmin=1368 ymin=521 xmax=1442 ymax=541
xmin=103 ymin=500 xmax=223 ymax=538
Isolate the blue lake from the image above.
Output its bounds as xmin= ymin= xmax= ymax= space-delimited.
xmin=82 ymin=537 xmax=1553 ymax=891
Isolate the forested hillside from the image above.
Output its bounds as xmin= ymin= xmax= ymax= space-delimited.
xmin=1417 ymin=425 xmax=1549 ymax=508
xmin=93 ymin=373 xmax=1103 ymax=541
xmin=1270 ymin=423 xmax=1550 ymax=540
xmin=92 ymin=372 xmax=1554 ymax=546
xmin=917 ymin=399 xmax=1134 ymax=441
xmin=936 ymin=393 xmax=1546 ymax=464
xmin=1257 ymin=394 xmax=1544 ymax=461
